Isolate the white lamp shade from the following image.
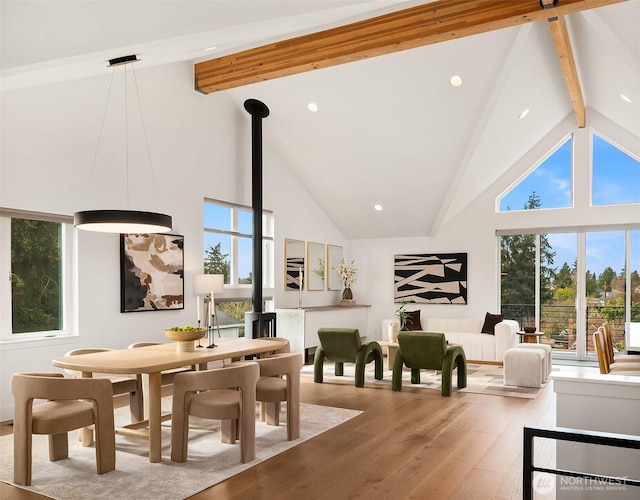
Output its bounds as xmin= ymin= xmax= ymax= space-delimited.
xmin=193 ymin=274 xmax=225 ymax=295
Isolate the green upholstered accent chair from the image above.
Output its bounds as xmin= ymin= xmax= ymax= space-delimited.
xmin=392 ymin=331 xmax=467 ymax=397
xmin=314 ymin=327 xmax=383 ymax=388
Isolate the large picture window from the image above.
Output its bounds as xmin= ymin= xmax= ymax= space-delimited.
xmin=202 ymin=200 xmax=274 ymax=338
xmin=500 ymin=228 xmax=639 ymax=359
xmin=0 ymin=210 xmax=75 ymax=340
xmin=203 ymin=199 xmax=274 ymax=287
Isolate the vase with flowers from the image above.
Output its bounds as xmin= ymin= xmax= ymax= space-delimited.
xmin=334 ymin=258 xmax=357 ymax=306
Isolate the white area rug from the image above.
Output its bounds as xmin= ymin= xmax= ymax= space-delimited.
xmin=0 ymin=400 xmax=361 ymax=500
xmin=303 ymin=362 xmax=550 ymax=399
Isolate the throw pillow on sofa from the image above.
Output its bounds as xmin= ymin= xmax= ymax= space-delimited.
xmin=405 ymin=310 xmax=422 ymax=331
xmin=481 ymin=312 xmax=503 ymax=335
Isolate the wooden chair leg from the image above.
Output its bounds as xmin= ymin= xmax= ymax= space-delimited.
xmin=129 ymin=388 xmax=144 ymax=423
xmin=48 ymin=433 xmax=69 ymax=461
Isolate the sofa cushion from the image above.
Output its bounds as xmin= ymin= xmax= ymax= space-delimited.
xmin=405 ymin=310 xmax=422 ymax=331
xmin=424 ymin=318 xmax=483 ymax=334
xmin=481 ymin=312 xmax=504 ymax=335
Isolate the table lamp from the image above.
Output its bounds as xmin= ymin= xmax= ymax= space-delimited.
xmin=193 ymin=274 xmax=225 ymax=348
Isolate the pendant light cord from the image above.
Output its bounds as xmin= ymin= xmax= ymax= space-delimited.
xmin=87 ymin=68 xmax=116 ymax=200
xmin=85 ymin=60 xmax=158 ymax=211
xmin=131 ymin=64 xmax=159 ymax=196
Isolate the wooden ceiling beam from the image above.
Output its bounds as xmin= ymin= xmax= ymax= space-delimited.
xmin=194 ymin=0 xmax=626 ymax=94
xmin=547 ymin=15 xmax=587 ymax=127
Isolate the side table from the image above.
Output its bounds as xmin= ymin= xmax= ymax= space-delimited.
xmin=518 ymin=331 xmax=544 ymax=343
xmin=378 ymin=340 xmax=399 ymax=371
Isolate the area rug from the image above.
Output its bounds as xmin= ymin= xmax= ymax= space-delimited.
xmin=302 ymin=362 xmax=551 ymax=399
xmin=0 ymin=400 xmax=361 ymax=500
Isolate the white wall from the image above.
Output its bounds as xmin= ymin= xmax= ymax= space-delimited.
xmin=0 ymin=61 xmax=345 ymax=419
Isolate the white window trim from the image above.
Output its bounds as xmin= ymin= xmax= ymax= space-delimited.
xmin=0 ymin=208 xmax=78 ymax=344
xmin=203 ymin=198 xmax=274 ymax=289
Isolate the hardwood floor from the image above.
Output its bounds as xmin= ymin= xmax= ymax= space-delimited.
xmin=0 ymin=369 xmax=561 ymax=500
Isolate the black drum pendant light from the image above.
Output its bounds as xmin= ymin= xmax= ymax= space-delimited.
xmin=74 ymin=55 xmax=172 ymax=233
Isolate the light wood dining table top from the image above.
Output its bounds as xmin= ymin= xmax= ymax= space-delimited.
xmin=52 ymin=337 xmax=279 ymax=374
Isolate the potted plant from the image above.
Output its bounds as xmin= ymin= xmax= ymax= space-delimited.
xmin=395 ymin=299 xmax=413 ymax=331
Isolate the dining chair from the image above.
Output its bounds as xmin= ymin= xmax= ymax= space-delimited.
xmin=254 ymin=352 xmax=303 ymax=440
xmin=593 ymin=330 xmax=640 ymax=374
xmin=170 ymin=361 xmax=260 ymax=463
xmin=392 ymin=331 xmax=467 ymax=396
xmin=64 ymin=348 xmax=143 ymax=423
xmin=11 ymin=372 xmax=116 ymax=486
xmin=600 ymin=322 xmax=640 ymax=364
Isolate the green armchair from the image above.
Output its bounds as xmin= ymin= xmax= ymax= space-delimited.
xmin=392 ymin=331 xmax=467 ymax=396
xmin=314 ymin=328 xmax=383 ymax=387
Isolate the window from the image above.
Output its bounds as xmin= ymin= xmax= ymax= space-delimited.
xmin=499 ymin=136 xmax=572 ymax=212
xmin=592 ymin=133 xmax=640 ymax=206
xmin=203 ymin=199 xmax=274 ymax=287
xmin=500 ymin=228 xmax=639 ymax=360
xmin=203 ymin=200 xmax=274 ymax=338
xmin=0 ymin=210 xmax=75 ymax=340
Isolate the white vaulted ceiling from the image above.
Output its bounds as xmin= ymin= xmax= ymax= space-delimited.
xmin=2 ymin=0 xmax=638 ymax=239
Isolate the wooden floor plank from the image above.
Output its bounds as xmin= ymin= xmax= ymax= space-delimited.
xmin=1 ymin=373 xmax=558 ymax=500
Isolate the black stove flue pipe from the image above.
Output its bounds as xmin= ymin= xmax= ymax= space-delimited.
xmin=243 ymin=99 xmax=276 ymax=339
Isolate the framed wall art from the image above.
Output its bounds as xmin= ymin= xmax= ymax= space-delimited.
xmin=284 ymin=238 xmax=305 ymax=291
xmin=394 ymin=253 xmax=467 ymax=304
xmin=120 ymin=233 xmax=184 ymax=312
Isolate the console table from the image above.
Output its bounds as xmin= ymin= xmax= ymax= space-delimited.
xmin=276 ymin=305 xmax=371 ymax=363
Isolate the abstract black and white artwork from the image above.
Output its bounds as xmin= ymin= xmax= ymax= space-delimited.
xmin=120 ymin=233 xmax=184 ymax=312
xmin=394 ymin=253 xmax=467 ymax=304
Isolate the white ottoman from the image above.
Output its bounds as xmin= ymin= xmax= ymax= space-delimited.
xmin=512 ymin=343 xmax=552 ymax=382
xmin=504 ymin=347 xmax=545 ymax=388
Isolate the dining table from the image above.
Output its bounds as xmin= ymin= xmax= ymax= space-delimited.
xmin=52 ymin=337 xmax=282 ymax=462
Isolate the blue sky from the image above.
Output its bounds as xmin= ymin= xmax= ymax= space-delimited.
xmin=204 ymin=204 xmax=254 ymax=280
xmin=500 ymin=134 xmax=639 ymax=277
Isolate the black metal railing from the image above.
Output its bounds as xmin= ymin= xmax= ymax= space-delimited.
xmin=523 ymin=425 xmax=640 ymax=500
xmin=502 ymin=304 xmax=631 ymax=352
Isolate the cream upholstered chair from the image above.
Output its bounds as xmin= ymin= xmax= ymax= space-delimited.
xmin=11 ymin=373 xmax=116 ymax=486
xmin=170 ymin=361 xmax=260 ymax=463
xmin=254 ymin=352 xmax=303 ymax=441
xmin=64 ymin=348 xmax=143 ymax=423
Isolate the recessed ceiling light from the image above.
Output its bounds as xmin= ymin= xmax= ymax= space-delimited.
xmin=374 ymin=204 xmax=383 ymax=211
xmin=307 ymin=102 xmax=319 ymax=112
xmin=620 ymin=94 xmax=632 ymax=103
xmin=518 ymin=108 xmax=530 ymax=120
xmin=203 ymin=46 xmax=218 ymax=52
xmin=450 ymin=75 xmax=463 ymax=87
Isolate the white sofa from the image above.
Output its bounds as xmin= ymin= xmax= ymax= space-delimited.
xmin=382 ymin=317 xmax=520 ymax=363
